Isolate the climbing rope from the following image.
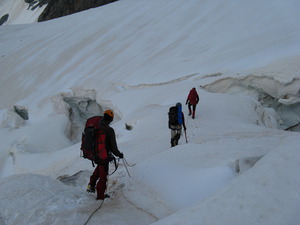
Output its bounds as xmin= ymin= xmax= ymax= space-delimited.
xmin=83 ymin=199 xmax=105 ymax=225
xmin=122 ymin=158 xmax=136 ymax=178
xmin=123 ymin=157 xmax=136 ymax=167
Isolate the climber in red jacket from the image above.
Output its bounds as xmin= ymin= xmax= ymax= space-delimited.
xmin=186 ymin=87 xmax=199 ymax=119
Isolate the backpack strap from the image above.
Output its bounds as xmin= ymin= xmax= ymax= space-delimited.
xmin=91 ymin=128 xmax=99 ymax=167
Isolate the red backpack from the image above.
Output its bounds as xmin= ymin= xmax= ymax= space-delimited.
xmin=81 ymin=116 xmax=108 ymax=166
xmin=81 ymin=116 xmax=118 ymax=173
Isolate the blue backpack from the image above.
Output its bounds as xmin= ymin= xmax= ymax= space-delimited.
xmin=168 ymin=105 xmax=182 ymax=126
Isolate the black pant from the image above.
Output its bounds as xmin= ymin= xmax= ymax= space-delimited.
xmin=188 ymin=104 xmax=197 ymax=118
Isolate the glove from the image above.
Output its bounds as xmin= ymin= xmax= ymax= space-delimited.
xmin=119 ymin=153 xmax=124 ymax=159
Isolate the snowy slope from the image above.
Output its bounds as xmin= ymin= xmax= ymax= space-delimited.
xmin=0 ymin=0 xmax=300 ymax=225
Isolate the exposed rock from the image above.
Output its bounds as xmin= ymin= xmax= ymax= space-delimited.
xmin=14 ymin=105 xmax=29 ymax=120
xmin=0 ymin=14 xmax=9 ymax=26
xmin=2 ymin=105 xmax=29 ymax=129
xmin=38 ymin=0 xmax=118 ymax=22
xmin=125 ymin=123 xmax=133 ymax=130
xmin=25 ymin=0 xmax=48 ymax=10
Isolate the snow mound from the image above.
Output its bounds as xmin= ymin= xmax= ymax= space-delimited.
xmin=153 ymin=138 xmax=300 ymax=225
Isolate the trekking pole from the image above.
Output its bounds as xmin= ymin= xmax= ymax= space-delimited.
xmin=184 ymin=129 xmax=188 ymax=143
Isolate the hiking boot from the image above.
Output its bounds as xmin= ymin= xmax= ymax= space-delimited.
xmin=171 ymin=138 xmax=176 ymax=147
xmin=86 ymin=184 xmax=95 ymax=193
xmin=171 ymin=141 xmax=176 ymax=147
xmin=96 ymin=194 xmax=110 ymax=200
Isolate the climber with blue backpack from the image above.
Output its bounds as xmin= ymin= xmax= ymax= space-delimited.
xmin=168 ymin=102 xmax=187 ymax=147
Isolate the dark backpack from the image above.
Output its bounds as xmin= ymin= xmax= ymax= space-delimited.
xmin=81 ymin=116 xmax=118 ymax=172
xmin=168 ymin=106 xmax=178 ymax=126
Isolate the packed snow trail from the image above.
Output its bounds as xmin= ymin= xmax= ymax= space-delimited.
xmin=185 ymin=113 xmax=203 ymax=144
xmin=85 ymin=196 xmax=158 ymax=225
xmin=83 ymin=184 xmax=158 ymax=225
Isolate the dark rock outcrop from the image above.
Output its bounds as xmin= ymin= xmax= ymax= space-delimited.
xmin=14 ymin=105 xmax=29 ymax=120
xmin=0 ymin=14 xmax=9 ymax=25
xmin=38 ymin=0 xmax=118 ymax=22
xmin=25 ymin=0 xmax=48 ymax=10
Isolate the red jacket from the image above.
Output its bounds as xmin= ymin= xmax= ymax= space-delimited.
xmin=186 ymin=88 xmax=199 ymax=105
